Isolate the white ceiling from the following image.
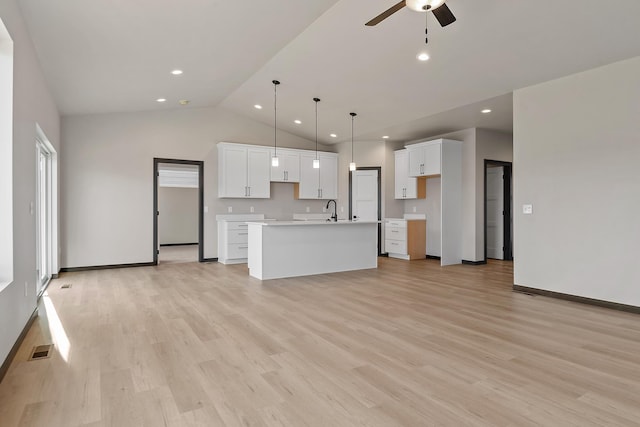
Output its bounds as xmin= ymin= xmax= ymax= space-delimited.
xmin=17 ymin=0 xmax=640 ymax=144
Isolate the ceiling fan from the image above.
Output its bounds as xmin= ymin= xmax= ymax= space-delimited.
xmin=366 ymin=0 xmax=456 ymax=37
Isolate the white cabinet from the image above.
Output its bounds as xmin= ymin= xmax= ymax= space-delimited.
xmin=385 ymin=218 xmax=426 ymax=260
xmin=394 ymin=149 xmax=424 ymax=199
xmin=408 ymin=141 xmax=441 ymax=177
xmin=270 ymin=148 xmax=300 ymax=182
xmin=404 ymin=138 xmax=462 ymax=266
xmin=218 ymin=143 xmax=271 ymax=198
xmin=296 ymin=152 xmax=338 ymax=199
xmin=217 ymin=214 xmax=265 ymax=264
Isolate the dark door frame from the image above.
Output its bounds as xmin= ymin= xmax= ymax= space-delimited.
xmin=153 ymin=158 xmax=204 ymax=264
xmin=348 ymin=166 xmax=383 ymax=256
xmin=483 ymin=160 xmax=513 ymax=262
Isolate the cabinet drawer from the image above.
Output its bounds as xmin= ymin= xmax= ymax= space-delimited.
xmin=386 ymin=226 xmax=407 ymax=242
xmin=227 ymin=229 xmax=249 ymax=244
xmin=385 ymin=239 xmax=407 ymax=255
xmin=227 ymin=222 xmax=249 ymax=231
xmin=385 ymin=220 xmax=407 ymax=228
xmin=227 ymin=243 xmax=249 ymax=259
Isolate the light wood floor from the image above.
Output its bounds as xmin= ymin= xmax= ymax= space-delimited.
xmin=158 ymin=245 xmax=199 ymax=264
xmin=1 ymin=258 xmax=639 ymax=426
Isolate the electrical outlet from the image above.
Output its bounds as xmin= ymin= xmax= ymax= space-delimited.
xmin=227 ymin=206 xmax=233 ymax=213
xmin=322 ymin=207 xmax=327 ymax=212
xmin=204 ymin=206 xmax=209 ymax=213
xmin=250 ymin=206 xmax=254 ymax=213
xmin=24 ymin=281 xmax=28 ymax=297
xmin=412 ymin=206 xmax=417 ymax=213
xmin=340 ymin=206 xmax=344 ymax=213
xmin=306 ymin=206 xmax=310 ymax=213
xmin=523 ymin=204 xmax=533 ymax=214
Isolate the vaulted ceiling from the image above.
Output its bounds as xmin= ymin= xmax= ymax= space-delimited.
xmin=17 ymin=0 xmax=640 ymax=144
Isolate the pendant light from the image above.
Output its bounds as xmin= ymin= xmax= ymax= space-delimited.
xmin=313 ymin=97 xmax=321 ymax=169
xmin=349 ymin=112 xmax=357 ymax=171
xmin=271 ymin=80 xmax=280 ymax=167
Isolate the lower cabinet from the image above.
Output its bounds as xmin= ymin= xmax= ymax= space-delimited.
xmin=218 ymin=220 xmax=250 ymax=264
xmin=385 ymin=218 xmax=426 ymax=260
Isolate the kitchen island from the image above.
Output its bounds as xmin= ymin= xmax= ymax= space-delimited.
xmin=247 ymin=220 xmax=378 ymax=280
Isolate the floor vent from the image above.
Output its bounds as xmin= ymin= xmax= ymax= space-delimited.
xmin=61 ymin=283 xmax=72 ymax=289
xmin=29 ymin=344 xmax=53 ymax=361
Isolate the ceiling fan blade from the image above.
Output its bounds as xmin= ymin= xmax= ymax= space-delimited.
xmin=432 ymin=3 xmax=456 ymax=27
xmin=365 ymin=1 xmax=406 ymax=26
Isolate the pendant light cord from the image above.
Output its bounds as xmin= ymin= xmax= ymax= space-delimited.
xmin=272 ymin=80 xmax=280 ymax=156
xmin=313 ymin=98 xmax=321 ymax=159
xmin=350 ymin=112 xmax=357 ymax=163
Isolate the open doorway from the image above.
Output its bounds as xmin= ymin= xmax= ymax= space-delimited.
xmin=36 ymin=127 xmax=57 ymax=296
xmin=153 ymin=158 xmax=204 ymax=264
xmin=484 ymin=160 xmax=513 ymax=261
xmin=349 ymin=167 xmax=382 ymax=255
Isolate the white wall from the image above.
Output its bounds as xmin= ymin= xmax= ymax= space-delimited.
xmin=514 ymin=56 xmax=640 ymax=306
xmin=0 ymin=1 xmax=60 ymax=365
xmin=61 ymin=107 xmax=334 ymax=267
xmin=158 ymin=187 xmax=198 ymax=245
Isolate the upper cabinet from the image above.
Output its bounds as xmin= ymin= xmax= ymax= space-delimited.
xmin=296 ymin=152 xmax=338 ymax=199
xmin=408 ymin=141 xmax=441 ymax=177
xmin=218 ymin=143 xmax=271 ymax=198
xmin=270 ymin=148 xmax=300 ymax=183
xmin=394 ymin=149 xmax=425 ymax=199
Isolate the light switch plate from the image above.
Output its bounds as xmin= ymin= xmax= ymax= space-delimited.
xmin=227 ymin=206 xmax=232 ymax=213
xmin=523 ymin=204 xmax=533 ymax=214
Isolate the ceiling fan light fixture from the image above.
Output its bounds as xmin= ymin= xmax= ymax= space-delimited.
xmin=406 ymin=0 xmax=445 ymax=12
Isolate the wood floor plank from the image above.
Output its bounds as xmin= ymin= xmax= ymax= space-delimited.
xmin=1 ymin=258 xmax=640 ymax=426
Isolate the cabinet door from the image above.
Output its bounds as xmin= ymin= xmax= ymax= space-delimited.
xmin=319 ymin=153 xmax=338 ymax=199
xmin=270 ymin=149 xmax=300 ymax=182
xmin=407 ymin=145 xmax=424 ymax=177
xmin=219 ymin=145 xmax=248 ymax=197
xmin=283 ymin=150 xmax=300 ymax=182
xmin=246 ymin=147 xmax=271 ymax=198
xmin=422 ymin=143 xmax=441 ymax=176
xmin=298 ymin=152 xmax=320 ymax=199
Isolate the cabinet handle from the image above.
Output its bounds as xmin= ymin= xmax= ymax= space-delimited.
xmin=238 ymin=246 xmax=248 ymax=249
xmin=238 ymin=232 xmax=248 ymax=235
xmin=238 ymin=224 xmax=248 ymax=228
xmin=391 ymin=230 xmax=399 ymax=232
xmin=248 ymin=186 xmax=251 ymax=197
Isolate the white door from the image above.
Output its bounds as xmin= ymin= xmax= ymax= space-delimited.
xmin=351 ymin=169 xmax=378 ymax=222
xmin=486 ymin=166 xmax=504 ymax=260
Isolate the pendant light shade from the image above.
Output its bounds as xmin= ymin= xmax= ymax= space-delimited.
xmin=313 ymin=98 xmax=321 ymax=169
xmin=271 ymin=80 xmax=280 ymax=167
xmin=349 ymin=112 xmax=357 ymax=171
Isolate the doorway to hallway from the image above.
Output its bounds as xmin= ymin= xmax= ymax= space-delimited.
xmin=484 ymin=160 xmax=513 ymax=261
xmin=153 ymin=158 xmax=204 ymax=264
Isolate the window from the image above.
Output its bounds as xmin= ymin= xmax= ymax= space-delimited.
xmin=0 ymin=18 xmax=14 ymax=291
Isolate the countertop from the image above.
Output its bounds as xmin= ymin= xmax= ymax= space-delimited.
xmin=247 ymin=220 xmax=379 ymax=226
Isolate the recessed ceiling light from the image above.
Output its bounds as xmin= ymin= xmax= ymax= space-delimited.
xmin=417 ymin=52 xmax=430 ymax=61
xmin=330 ymin=133 xmax=337 ymax=138
xmin=481 ymin=109 xmax=492 ymax=114
xmin=179 ymin=99 xmax=190 ymax=105
xmin=156 ymin=98 xmax=166 ymax=103
xmin=294 ymin=120 xmax=302 ymax=124
xmin=171 ymin=69 xmax=183 ymax=75
xmin=254 ymin=104 xmax=263 ymax=109
xmin=382 ymin=135 xmax=390 ymax=139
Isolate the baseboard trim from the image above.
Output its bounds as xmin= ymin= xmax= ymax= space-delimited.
xmin=160 ymin=243 xmax=198 ymax=247
xmin=202 ymin=258 xmax=218 ymax=263
xmin=60 ymin=262 xmax=156 ymax=273
xmin=0 ymin=308 xmax=38 ymax=383
xmin=379 ymin=253 xmax=389 ymax=258
xmin=513 ymin=285 xmax=640 ymax=315
xmin=462 ymin=260 xmax=487 ymax=265
xmin=51 ymin=273 xmax=59 ymax=279
xmin=426 ymin=255 xmax=441 ymax=260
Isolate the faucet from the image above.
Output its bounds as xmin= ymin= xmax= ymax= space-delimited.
xmin=326 ymin=199 xmax=337 ymax=222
